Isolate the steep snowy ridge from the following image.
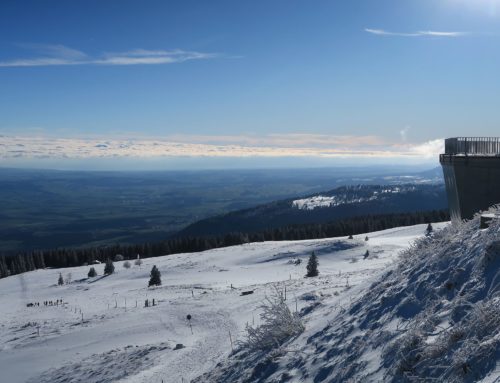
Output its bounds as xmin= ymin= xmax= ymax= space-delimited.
xmin=198 ymin=210 xmax=500 ymax=382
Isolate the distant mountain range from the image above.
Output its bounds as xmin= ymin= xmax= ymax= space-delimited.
xmin=177 ymin=183 xmax=448 ymax=237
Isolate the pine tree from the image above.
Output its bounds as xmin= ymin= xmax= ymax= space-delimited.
xmin=88 ymin=267 xmax=97 ymax=278
xmin=58 ymin=273 xmax=64 ymax=286
xmin=148 ymin=265 xmax=161 ymax=287
xmin=426 ymin=223 xmax=433 ymax=236
xmin=104 ymin=259 xmax=115 ymax=275
xmin=306 ymin=252 xmax=319 ymax=277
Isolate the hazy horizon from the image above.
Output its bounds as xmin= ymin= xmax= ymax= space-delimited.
xmin=0 ymin=156 xmax=439 ymax=172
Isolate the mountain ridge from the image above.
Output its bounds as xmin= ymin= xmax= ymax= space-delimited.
xmin=178 ymin=183 xmax=448 ymax=238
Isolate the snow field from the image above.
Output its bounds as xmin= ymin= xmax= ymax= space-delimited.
xmin=198 ymin=212 xmax=500 ymax=382
xmin=0 ymin=223 xmax=446 ymax=383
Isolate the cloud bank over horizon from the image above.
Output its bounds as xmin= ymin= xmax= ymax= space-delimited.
xmin=0 ymin=134 xmax=444 ymax=166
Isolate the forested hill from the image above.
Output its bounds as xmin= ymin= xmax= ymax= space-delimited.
xmin=0 ymin=209 xmax=448 ymax=279
xmin=177 ymin=184 xmax=448 ymax=238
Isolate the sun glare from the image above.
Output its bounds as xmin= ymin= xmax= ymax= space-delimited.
xmin=450 ymin=0 xmax=500 ymax=15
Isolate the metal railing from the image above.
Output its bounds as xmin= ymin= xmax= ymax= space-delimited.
xmin=444 ymin=137 xmax=500 ymax=155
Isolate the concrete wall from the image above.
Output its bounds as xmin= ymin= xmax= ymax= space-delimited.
xmin=441 ymin=156 xmax=500 ymax=221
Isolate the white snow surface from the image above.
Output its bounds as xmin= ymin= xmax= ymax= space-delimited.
xmin=0 ymin=222 xmax=470 ymax=383
xmin=197 ymin=211 xmax=500 ymax=383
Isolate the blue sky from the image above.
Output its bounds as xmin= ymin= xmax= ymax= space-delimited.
xmin=1 ymin=0 xmax=500 ymax=169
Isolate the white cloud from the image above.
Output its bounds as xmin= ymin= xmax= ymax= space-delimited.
xmin=365 ymin=28 xmax=420 ymax=37
xmin=165 ymin=133 xmax=385 ymax=148
xmin=417 ymin=31 xmax=467 ymax=37
xmin=0 ymin=134 xmax=445 ymax=160
xmin=0 ymin=44 xmax=217 ymax=67
xmin=408 ymin=139 xmax=445 ymax=158
xmin=13 ymin=43 xmax=88 ymax=59
xmin=365 ymin=28 xmax=467 ymax=38
xmin=0 ymin=58 xmax=79 ymax=67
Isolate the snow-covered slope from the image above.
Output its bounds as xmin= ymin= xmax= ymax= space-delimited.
xmin=0 ymin=223 xmax=446 ymax=383
xmin=198 ymin=211 xmax=500 ymax=383
xmin=292 ymin=186 xmax=406 ymax=210
xmin=178 ymin=184 xmax=448 ymax=237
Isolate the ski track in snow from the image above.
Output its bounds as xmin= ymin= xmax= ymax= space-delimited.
xmin=0 ymin=223 xmax=447 ymax=383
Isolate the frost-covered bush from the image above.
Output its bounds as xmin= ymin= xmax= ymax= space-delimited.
xmin=380 ymin=208 xmax=500 ymax=382
xmin=134 ymin=255 xmax=142 ymax=267
xmin=445 ymin=297 xmax=500 ymax=381
xmin=123 ymin=261 xmax=131 ymax=269
xmin=242 ymin=285 xmax=304 ymax=350
xmin=393 ymin=328 xmax=425 ymax=375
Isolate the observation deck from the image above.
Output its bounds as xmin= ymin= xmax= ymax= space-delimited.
xmin=440 ymin=137 xmax=500 ymax=221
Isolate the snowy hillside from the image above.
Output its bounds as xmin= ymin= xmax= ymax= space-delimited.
xmin=292 ymin=186 xmax=407 ymax=210
xmin=178 ymin=184 xmax=448 ymax=238
xmin=198 ymin=211 xmax=500 ymax=383
xmin=0 ymin=223 xmax=447 ymax=383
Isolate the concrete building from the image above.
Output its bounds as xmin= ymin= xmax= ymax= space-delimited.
xmin=440 ymin=137 xmax=500 ymax=222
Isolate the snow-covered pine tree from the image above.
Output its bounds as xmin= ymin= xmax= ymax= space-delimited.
xmin=426 ymin=223 xmax=433 ymax=235
xmin=148 ymin=265 xmax=161 ymax=287
xmin=88 ymin=267 xmax=97 ymax=278
xmin=104 ymin=259 xmax=115 ymax=275
xmin=306 ymin=251 xmax=319 ymax=277
xmin=58 ymin=273 xmax=64 ymax=285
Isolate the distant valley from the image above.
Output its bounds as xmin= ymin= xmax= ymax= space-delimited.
xmin=0 ymin=166 xmax=444 ymax=254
